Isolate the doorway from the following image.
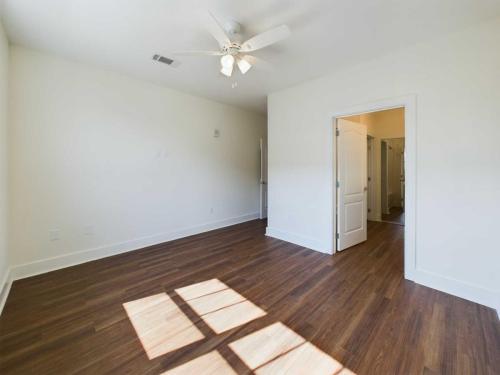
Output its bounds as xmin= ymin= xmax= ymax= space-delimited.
xmin=331 ymin=96 xmax=416 ymax=280
xmin=334 ymin=106 xmax=408 ymax=251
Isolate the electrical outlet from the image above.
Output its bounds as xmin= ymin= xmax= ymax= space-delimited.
xmin=49 ymin=230 xmax=60 ymax=241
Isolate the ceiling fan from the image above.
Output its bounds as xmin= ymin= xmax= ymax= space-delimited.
xmin=174 ymin=12 xmax=291 ymax=77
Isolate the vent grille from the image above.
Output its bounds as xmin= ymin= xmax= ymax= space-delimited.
xmin=153 ymin=54 xmax=174 ymax=65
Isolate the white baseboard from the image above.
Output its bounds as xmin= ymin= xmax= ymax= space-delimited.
xmin=8 ymin=212 xmax=260 ymax=284
xmin=0 ymin=267 xmax=13 ymax=315
xmin=265 ymin=226 xmax=332 ymax=254
xmin=414 ymin=268 xmax=499 ymax=315
xmin=3 ymin=217 xmax=499 ymax=320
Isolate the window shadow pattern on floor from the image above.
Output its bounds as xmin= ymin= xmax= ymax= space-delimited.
xmin=123 ymin=279 xmax=354 ymax=374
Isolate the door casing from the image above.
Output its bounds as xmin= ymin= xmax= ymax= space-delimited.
xmin=367 ymin=136 xmax=376 ymax=221
xmin=259 ymin=138 xmax=268 ymax=219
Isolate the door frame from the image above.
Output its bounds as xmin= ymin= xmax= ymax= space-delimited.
xmin=366 ymin=135 xmax=376 ymax=221
xmin=330 ymin=95 xmax=416 ymax=281
xmin=259 ymin=138 xmax=268 ymax=219
xmin=381 ymin=140 xmax=390 ymax=215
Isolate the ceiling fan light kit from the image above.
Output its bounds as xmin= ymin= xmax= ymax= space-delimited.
xmin=172 ymin=11 xmax=291 ymax=78
xmin=220 ymin=54 xmax=234 ymax=67
xmin=220 ymin=62 xmax=234 ymax=77
xmin=237 ymin=57 xmax=252 ymax=74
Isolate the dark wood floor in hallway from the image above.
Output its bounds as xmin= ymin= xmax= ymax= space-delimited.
xmin=381 ymin=207 xmax=405 ymax=225
xmin=0 ymin=220 xmax=499 ymax=374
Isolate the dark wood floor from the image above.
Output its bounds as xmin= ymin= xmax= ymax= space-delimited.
xmin=382 ymin=207 xmax=405 ymax=225
xmin=0 ymin=220 xmax=498 ymax=374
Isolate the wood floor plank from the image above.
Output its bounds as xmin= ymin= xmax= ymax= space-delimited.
xmin=0 ymin=219 xmax=498 ymax=374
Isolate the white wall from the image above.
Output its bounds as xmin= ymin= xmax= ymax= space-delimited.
xmin=0 ymin=21 xmax=9 ymax=293
xmin=9 ymin=46 xmax=266 ymax=274
xmin=267 ymin=18 xmax=500 ymax=310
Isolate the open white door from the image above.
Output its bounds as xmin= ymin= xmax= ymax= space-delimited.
xmin=336 ymin=119 xmax=367 ymax=251
xmin=259 ymin=138 xmax=268 ymax=219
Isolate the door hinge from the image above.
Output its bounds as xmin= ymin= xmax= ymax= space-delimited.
xmin=336 ymin=181 xmax=340 ymax=188
xmin=336 ymin=233 xmax=339 ymax=239
xmin=336 ymin=129 xmax=339 ymax=136
xmin=368 ymin=209 xmax=371 ymax=213
xmin=368 ymin=177 xmax=371 ymax=181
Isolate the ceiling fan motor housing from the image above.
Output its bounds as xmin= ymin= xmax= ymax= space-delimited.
xmin=224 ymin=20 xmax=242 ymax=37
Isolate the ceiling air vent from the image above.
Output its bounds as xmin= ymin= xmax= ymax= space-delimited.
xmin=152 ymin=54 xmax=180 ymax=68
xmin=153 ymin=54 xmax=174 ymax=65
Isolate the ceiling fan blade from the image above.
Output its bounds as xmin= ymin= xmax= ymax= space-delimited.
xmin=206 ymin=11 xmax=231 ymax=48
xmin=173 ymin=50 xmax=224 ymax=56
xmin=240 ymin=25 xmax=290 ymax=52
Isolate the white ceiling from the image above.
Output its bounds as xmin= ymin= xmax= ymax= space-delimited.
xmin=2 ymin=0 xmax=500 ymax=114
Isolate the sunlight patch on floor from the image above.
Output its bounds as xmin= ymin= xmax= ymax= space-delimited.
xmin=123 ymin=293 xmax=204 ymax=359
xmin=161 ymin=350 xmax=237 ymax=375
xmin=124 ymin=280 xmax=353 ymax=374
xmin=229 ymin=322 xmax=305 ymax=369
xmin=175 ymin=279 xmax=228 ymax=301
xmin=255 ymin=342 xmax=346 ymax=375
xmin=176 ymin=279 xmax=266 ymax=333
xmin=179 ymin=287 xmax=246 ymax=315
xmin=229 ymin=322 xmax=347 ymax=375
